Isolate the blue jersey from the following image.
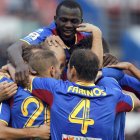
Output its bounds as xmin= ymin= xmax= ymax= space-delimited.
xmin=21 ymin=22 xmax=89 ymax=46
xmin=102 ymin=68 xmax=140 ymax=140
xmin=102 ymin=68 xmax=140 ymax=99
xmin=0 ymin=76 xmax=47 ymax=128
xmin=30 ymin=77 xmax=133 ymax=140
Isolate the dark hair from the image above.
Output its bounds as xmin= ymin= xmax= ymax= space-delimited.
xmin=71 ymin=35 xmax=110 ymax=54
xmin=56 ymin=0 xmax=83 ymax=16
xmin=69 ymin=49 xmax=99 ymax=81
xmin=28 ymin=50 xmax=58 ymax=75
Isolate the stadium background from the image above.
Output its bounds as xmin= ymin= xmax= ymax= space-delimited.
xmin=0 ymin=0 xmax=140 ymax=139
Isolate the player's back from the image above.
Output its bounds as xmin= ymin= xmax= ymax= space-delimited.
xmin=51 ymin=82 xmax=118 ymax=140
xmin=31 ymin=77 xmax=133 ymax=140
xmin=0 ymin=76 xmax=46 ymax=128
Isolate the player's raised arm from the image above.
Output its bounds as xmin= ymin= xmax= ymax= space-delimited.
xmin=7 ymin=40 xmax=30 ymax=84
xmin=76 ymin=23 xmax=103 ymax=68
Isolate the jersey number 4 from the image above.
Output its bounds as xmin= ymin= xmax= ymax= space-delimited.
xmin=69 ymin=99 xmax=94 ymax=134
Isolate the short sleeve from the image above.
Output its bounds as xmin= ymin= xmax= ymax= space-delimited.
xmin=20 ymin=27 xmax=52 ymax=45
xmin=30 ymin=77 xmax=59 ymax=106
xmin=0 ymin=102 xmax=10 ymax=125
xmin=116 ymin=92 xmax=134 ymax=113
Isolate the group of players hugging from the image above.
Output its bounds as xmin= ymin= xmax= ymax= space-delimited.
xmin=0 ymin=1 xmax=140 ymax=140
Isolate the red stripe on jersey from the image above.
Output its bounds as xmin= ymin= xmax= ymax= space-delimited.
xmin=122 ymin=86 xmax=140 ymax=100
xmin=52 ymin=29 xmax=57 ymax=35
xmin=116 ymin=101 xmax=132 ymax=113
xmin=76 ymin=32 xmax=87 ymax=42
xmin=32 ymin=89 xmax=53 ymax=107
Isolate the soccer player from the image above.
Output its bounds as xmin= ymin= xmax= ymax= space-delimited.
xmin=0 ymin=44 xmax=66 ymax=139
xmin=28 ymin=49 xmax=135 ymax=140
xmin=7 ymin=0 xmax=114 ymax=84
xmin=0 ymin=79 xmax=50 ymax=139
xmin=101 ymin=67 xmax=140 ymax=140
xmin=0 ymin=82 xmax=50 ymax=139
xmin=7 ymin=0 xmax=88 ymax=83
xmin=73 ymin=36 xmax=140 ymax=140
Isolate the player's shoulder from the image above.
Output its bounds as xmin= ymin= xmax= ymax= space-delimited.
xmin=97 ymin=77 xmax=121 ymax=89
xmin=52 ymin=79 xmax=73 ymax=92
xmin=97 ymin=77 xmax=123 ymax=97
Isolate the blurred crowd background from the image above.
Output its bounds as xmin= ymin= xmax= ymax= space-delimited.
xmin=0 ymin=0 xmax=140 ymax=139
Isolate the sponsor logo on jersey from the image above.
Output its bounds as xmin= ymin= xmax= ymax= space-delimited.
xmin=62 ymin=134 xmax=102 ymax=140
xmin=28 ymin=32 xmax=40 ymax=40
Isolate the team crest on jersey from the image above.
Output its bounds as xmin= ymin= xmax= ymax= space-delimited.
xmin=62 ymin=134 xmax=102 ymax=140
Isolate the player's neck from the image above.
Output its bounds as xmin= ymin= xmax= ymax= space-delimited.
xmin=74 ymin=79 xmax=95 ymax=85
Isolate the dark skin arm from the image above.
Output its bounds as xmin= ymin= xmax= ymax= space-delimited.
xmin=7 ymin=40 xmax=29 ymax=85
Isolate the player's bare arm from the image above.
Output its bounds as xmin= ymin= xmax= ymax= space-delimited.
xmin=0 ymin=121 xmax=50 ymax=139
xmin=76 ymin=23 xmax=103 ymax=68
xmin=7 ymin=40 xmax=30 ymax=84
xmin=107 ymin=62 xmax=140 ymax=80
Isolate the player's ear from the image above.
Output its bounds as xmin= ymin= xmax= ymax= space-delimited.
xmin=50 ymin=66 xmax=56 ymax=78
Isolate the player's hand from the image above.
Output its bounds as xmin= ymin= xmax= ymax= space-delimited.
xmin=103 ymin=53 xmax=118 ymax=67
xmin=0 ymin=64 xmax=11 ymax=78
xmin=15 ymin=63 xmax=29 ymax=86
xmin=36 ymin=124 xmax=50 ymax=139
xmin=0 ymin=81 xmax=17 ymax=102
xmin=76 ymin=23 xmax=102 ymax=35
xmin=44 ymin=35 xmax=66 ymax=49
xmin=107 ymin=62 xmax=132 ymax=70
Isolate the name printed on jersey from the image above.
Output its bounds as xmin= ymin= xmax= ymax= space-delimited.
xmin=67 ymin=86 xmax=106 ymax=97
xmin=62 ymin=134 xmax=102 ymax=140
